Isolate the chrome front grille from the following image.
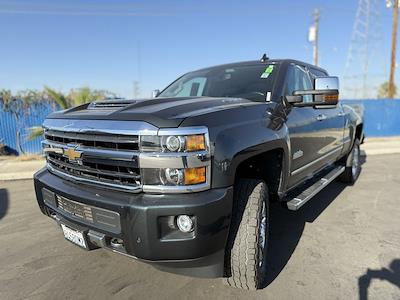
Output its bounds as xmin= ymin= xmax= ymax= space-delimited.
xmin=41 ymin=119 xmax=211 ymax=194
xmin=42 ymin=120 xmax=149 ymax=191
xmin=47 ymin=152 xmax=140 ymax=187
xmin=45 ymin=130 xmax=139 ymax=151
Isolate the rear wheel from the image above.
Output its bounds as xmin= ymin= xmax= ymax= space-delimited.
xmin=225 ymin=179 xmax=269 ymax=290
xmin=339 ymin=138 xmax=361 ymax=184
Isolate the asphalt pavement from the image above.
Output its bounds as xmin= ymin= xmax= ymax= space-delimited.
xmin=0 ymin=154 xmax=399 ymax=300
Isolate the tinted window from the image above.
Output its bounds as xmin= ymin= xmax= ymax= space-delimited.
xmin=172 ymin=77 xmax=206 ymax=97
xmin=159 ymin=64 xmax=278 ymax=102
xmin=285 ymin=64 xmax=313 ymax=103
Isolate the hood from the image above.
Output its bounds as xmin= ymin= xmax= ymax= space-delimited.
xmin=47 ymin=96 xmax=262 ymax=128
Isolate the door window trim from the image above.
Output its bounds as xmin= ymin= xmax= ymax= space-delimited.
xmin=283 ymin=63 xmax=314 ymax=103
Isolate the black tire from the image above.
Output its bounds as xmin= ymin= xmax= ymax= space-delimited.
xmin=339 ymin=138 xmax=361 ymax=184
xmin=225 ymin=179 xmax=269 ymax=290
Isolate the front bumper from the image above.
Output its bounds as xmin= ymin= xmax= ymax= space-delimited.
xmin=34 ymin=168 xmax=233 ymax=277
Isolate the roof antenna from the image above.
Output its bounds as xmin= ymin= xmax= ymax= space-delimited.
xmin=260 ymin=53 xmax=269 ymax=63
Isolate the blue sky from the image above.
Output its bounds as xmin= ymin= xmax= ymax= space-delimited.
xmin=0 ymin=0 xmax=394 ymax=98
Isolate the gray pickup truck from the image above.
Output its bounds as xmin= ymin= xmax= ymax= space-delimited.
xmin=34 ymin=57 xmax=363 ymax=290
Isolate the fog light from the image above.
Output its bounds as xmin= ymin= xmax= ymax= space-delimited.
xmin=110 ymin=238 xmax=124 ymax=250
xmin=176 ymin=215 xmax=194 ymax=233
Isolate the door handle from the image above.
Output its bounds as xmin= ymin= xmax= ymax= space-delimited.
xmin=316 ymin=114 xmax=327 ymax=121
xmin=338 ymin=111 xmax=345 ymax=117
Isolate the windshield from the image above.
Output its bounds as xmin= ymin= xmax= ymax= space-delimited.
xmin=159 ymin=64 xmax=278 ymax=102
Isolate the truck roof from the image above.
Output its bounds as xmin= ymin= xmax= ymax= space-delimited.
xmin=195 ymin=59 xmax=328 ymax=74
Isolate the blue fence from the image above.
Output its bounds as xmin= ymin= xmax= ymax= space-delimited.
xmin=0 ymin=103 xmax=56 ymax=154
xmin=342 ymin=99 xmax=400 ymax=137
xmin=0 ymin=99 xmax=400 ymax=154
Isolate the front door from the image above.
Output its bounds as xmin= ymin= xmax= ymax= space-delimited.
xmin=284 ymin=63 xmax=338 ymax=188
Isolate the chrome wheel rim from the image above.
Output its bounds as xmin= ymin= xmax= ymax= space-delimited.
xmin=352 ymin=145 xmax=360 ymax=177
xmin=258 ymin=201 xmax=267 ymax=267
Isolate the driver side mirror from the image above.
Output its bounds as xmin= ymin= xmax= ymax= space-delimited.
xmin=286 ymin=76 xmax=339 ymax=107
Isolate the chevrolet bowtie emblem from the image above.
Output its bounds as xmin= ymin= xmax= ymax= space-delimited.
xmin=64 ymin=146 xmax=83 ymax=162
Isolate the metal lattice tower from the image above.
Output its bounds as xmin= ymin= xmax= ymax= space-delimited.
xmin=343 ymin=0 xmax=386 ymax=99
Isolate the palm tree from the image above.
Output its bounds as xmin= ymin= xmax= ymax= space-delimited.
xmin=27 ymin=87 xmax=70 ymax=140
xmin=44 ymin=86 xmax=70 ymax=109
xmin=378 ymin=81 xmax=397 ymax=99
xmin=28 ymin=86 xmax=115 ymax=140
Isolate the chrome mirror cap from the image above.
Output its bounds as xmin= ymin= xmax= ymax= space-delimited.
xmin=315 ymin=76 xmax=339 ymax=91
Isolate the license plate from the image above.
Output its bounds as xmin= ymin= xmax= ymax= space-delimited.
xmin=61 ymin=224 xmax=87 ymax=249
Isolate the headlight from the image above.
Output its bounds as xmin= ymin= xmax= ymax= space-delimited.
xmin=165 ymin=136 xmax=184 ymax=152
xmin=140 ymin=134 xmax=206 ymax=152
xmin=162 ymin=134 xmax=206 ymax=152
xmin=142 ymin=167 xmax=206 ymax=187
xmin=139 ymin=126 xmax=210 ymax=193
xmin=165 ymin=168 xmax=184 ymax=185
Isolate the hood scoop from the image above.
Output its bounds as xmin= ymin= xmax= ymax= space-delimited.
xmin=88 ymin=100 xmax=137 ymax=109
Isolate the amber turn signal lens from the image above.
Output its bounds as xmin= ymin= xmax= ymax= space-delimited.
xmin=323 ymin=94 xmax=339 ymax=102
xmin=184 ymin=167 xmax=206 ymax=185
xmin=185 ymin=135 xmax=206 ymax=152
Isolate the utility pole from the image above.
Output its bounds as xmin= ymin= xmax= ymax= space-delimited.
xmin=389 ymin=0 xmax=399 ymax=98
xmin=309 ymin=9 xmax=320 ymax=66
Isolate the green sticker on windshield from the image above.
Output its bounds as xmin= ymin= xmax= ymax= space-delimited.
xmin=261 ymin=65 xmax=274 ymax=78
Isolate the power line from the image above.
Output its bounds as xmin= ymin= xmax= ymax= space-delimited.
xmin=133 ymin=81 xmax=140 ymax=98
xmin=343 ymin=0 xmax=385 ymax=99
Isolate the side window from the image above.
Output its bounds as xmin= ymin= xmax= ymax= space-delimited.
xmin=285 ymin=65 xmax=296 ymax=97
xmin=285 ymin=64 xmax=313 ymax=103
xmin=309 ymin=68 xmax=328 ymax=78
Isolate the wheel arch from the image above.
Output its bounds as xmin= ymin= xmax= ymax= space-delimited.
xmin=355 ymin=123 xmax=364 ymax=143
xmin=232 ymin=143 xmax=288 ymax=200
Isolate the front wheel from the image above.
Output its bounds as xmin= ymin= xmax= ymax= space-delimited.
xmin=224 ymin=179 xmax=269 ymax=290
xmin=339 ymin=138 xmax=361 ymax=184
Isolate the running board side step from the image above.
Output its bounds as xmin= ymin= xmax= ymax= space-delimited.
xmin=286 ymin=166 xmax=345 ymax=211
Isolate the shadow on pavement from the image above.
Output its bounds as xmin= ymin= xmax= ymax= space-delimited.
xmin=0 ymin=188 xmax=9 ymax=220
xmin=261 ymin=181 xmax=348 ymax=288
xmin=358 ymin=259 xmax=400 ymax=300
